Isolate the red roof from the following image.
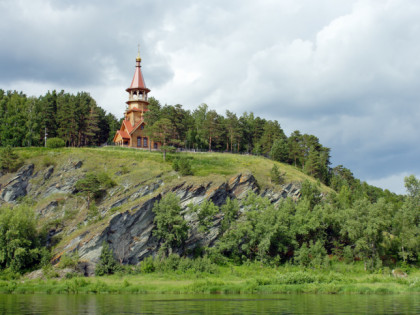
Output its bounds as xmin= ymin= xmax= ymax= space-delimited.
xmin=122 ymin=118 xmax=145 ymax=135
xmin=116 ymin=130 xmax=130 ymax=139
xmin=123 ymin=120 xmax=134 ymax=133
xmin=127 ymin=59 xmax=148 ymax=91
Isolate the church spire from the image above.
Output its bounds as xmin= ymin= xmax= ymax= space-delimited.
xmin=126 ymin=47 xmax=149 ymax=92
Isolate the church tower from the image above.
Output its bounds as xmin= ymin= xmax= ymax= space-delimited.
xmin=125 ymin=49 xmax=150 ymax=127
xmin=113 ymin=49 xmax=160 ymax=149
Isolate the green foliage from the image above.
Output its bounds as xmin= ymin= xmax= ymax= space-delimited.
xmin=0 ymin=146 xmax=23 ymax=173
xmin=216 ymin=193 xmax=295 ymax=263
xmin=172 ymin=156 xmax=193 ymax=176
xmin=152 ymin=193 xmax=188 ymax=256
xmin=270 ymin=164 xmax=285 ymax=185
xmin=0 ymin=205 xmax=41 ymax=272
xmin=341 ymin=198 xmax=392 ymax=270
xmin=220 ymin=198 xmax=240 ymax=233
xmin=270 ymin=139 xmax=288 ymax=162
xmin=140 ymin=256 xmax=156 ymax=273
xmin=95 ymin=242 xmax=119 ymax=276
xmin=138 ymin=254 xmax=218 ymax=275
xmin=75 ymin=172 xmax=116 ymax=208
xmin=42 ymin=155 xmax=56 ymax=167
xmin=46 ymin=137 xmax=65 ymax=148
xmin=392 ymin=175 xmax=420 ymax=263
xmin=96 ymin=172 xmax=117 ymax=189
xmin=294 ymin=240 xmax=328 ymax=269
xmin=59 ymin=252 xmax=79 ymax=269
xmin=190 ymin=200 xmax=219 ymax=232
xmin=300 ymin=180 xmax=321 ymax=209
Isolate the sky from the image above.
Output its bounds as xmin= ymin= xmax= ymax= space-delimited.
xmin=0 ymin=0 xmax=419 ymax=194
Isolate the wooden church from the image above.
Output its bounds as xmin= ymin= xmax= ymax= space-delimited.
xmin=113 ymin=50 xmax=160 ymax=149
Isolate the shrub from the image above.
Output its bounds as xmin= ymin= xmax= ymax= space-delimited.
xmin=189 ymin=200 xmax=219 ymax=232
xmin=95 ymin=242 xmax=119 ymax=276
xmin=46 ymin=137 xmax=65 ymax=148
xmin=97 ymin=172 xmax=117 ymax=189
xmin=173 ymin=157 xmax=193 ymax=176
xmin=75 ymin=172 xmax=115 ymax=209
xmin=42 ymin=156 xmax=56 ymax=167
xmin=0 ymin=146 xmax=23 ymax=173
xmin=270 ymin=164 xmax=285 ymax=185
xmin=152 ymin=193 xmax=188 ymax=256
xmin=0 ymin=205 xmax=41 ymax=272
xmin=220 ymin=198 xmax=240 ymax=233
xmin=59 ymin=252 xmax=79 ymax=269
xmin=140 ymin=256 xmax=156 ymax=273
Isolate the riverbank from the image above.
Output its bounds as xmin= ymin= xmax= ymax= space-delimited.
xmin=1 ymin=263 xmax=419 ymax=295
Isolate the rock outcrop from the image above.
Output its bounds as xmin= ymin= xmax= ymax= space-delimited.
xmin=0 ymin=164 xmax=34 ymax=202
xmin=0 ymin=160 xmax=303 ymax=270
xmin=69 ymin=173 xmax=301 ymax=266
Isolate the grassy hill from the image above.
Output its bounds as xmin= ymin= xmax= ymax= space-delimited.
xmin=14 ymin=146 xmax=332 ymax=192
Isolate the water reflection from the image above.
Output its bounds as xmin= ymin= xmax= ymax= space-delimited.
xmin=0 ymin=294 xmax=418 ymax=314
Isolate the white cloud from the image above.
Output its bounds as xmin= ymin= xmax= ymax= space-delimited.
xmin=1 ymin=0 xmax=419 ymax=193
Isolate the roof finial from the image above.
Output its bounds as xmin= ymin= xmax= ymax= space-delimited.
xmin=136 ymin=44 xmax=141 ymax=62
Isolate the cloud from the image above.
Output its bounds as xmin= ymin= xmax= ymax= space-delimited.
xmin=1 ymin=0 xmax=419 ymax=193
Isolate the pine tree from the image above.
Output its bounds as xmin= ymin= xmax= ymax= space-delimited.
xmin=95 ymin=242 xmax=119 ymax=276
xmin=85 ymin=105 xmax=100 ymax=146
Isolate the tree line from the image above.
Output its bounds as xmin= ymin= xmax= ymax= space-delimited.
xmin=144 ymin=99 xmax=332 ymax=184
xmin=0 ymin=89 xmax=119 ymax=147
xmin=0 ymin=90 xmax=407 ymax=194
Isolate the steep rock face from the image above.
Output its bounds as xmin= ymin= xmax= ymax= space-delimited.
xmin=76 ymin=196 xmax=161 ymax=265
xmin=0 ymin=161 xmax=303 ymax=269
xmin=0 ymin=164 xmax=34 ymax=202
xmin=72 ymin=173 xmax=301 ymax=266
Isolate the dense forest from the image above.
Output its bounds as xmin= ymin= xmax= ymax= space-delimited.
xmin=0 ymin=89 xmax=119 ymax=148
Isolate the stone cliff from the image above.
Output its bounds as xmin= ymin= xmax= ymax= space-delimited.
xmin=0 ymin=153 xmax=303 ymax=271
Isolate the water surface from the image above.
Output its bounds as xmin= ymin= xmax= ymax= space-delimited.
xmin=0 ymin=293 xmax=418 ymax=314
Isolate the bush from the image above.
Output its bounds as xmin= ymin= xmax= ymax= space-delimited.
xmin=152 ymin=193 xmax=188 ymax=256
xmin=220 ymin=198 xmax=240 ymax=233
xmin=97 ymin=172 xmax=117 ymax=189
xmin=59 ymin=252 xmax=79 ymax=269
xmin=42 ymin=156 xmax=56 ymax=167
xmin=140 ymin=256 xmax=156 ymax=273
xmin=189 ymin=200 xmax=219 ymax=232
xmin=75 ymin=172 xmax=115 ymax=209
xmin=0 ymin=146 xmax=23 ymax=173
xmin=46 ymin=137 xmax=65 ymax=148
xmin=270 ymin=164 xmax=285 ymax=185
xmin=95 ymin=242 xmax=119 ymax=276
xmin=0 ymin=205 xmax=41 ymax=272
xmin=173 ymin=157 xmax=193 ymax=176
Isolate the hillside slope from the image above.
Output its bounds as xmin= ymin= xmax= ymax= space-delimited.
xmin=0 ymin=147 xmax=331 ymax=272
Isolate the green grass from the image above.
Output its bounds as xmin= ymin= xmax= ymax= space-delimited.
xmin=2 ymin=262 xmax=419 ymax=295
xmin=12 ymin=146 xmax=331 ymax=191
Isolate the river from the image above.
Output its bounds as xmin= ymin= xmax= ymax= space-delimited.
xmin=0 ymin=293 xmax=419 ymax=314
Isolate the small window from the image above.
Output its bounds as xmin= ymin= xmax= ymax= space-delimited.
xmin=137 ymin=137 xmax=141 ymax=147
xmin=154 ymin=142 xmax=158 ymax=149
xmin=140 ymin=124 xmax=144 ymax=130
xmin=143 ymin=137 xmax=148 ymax=147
